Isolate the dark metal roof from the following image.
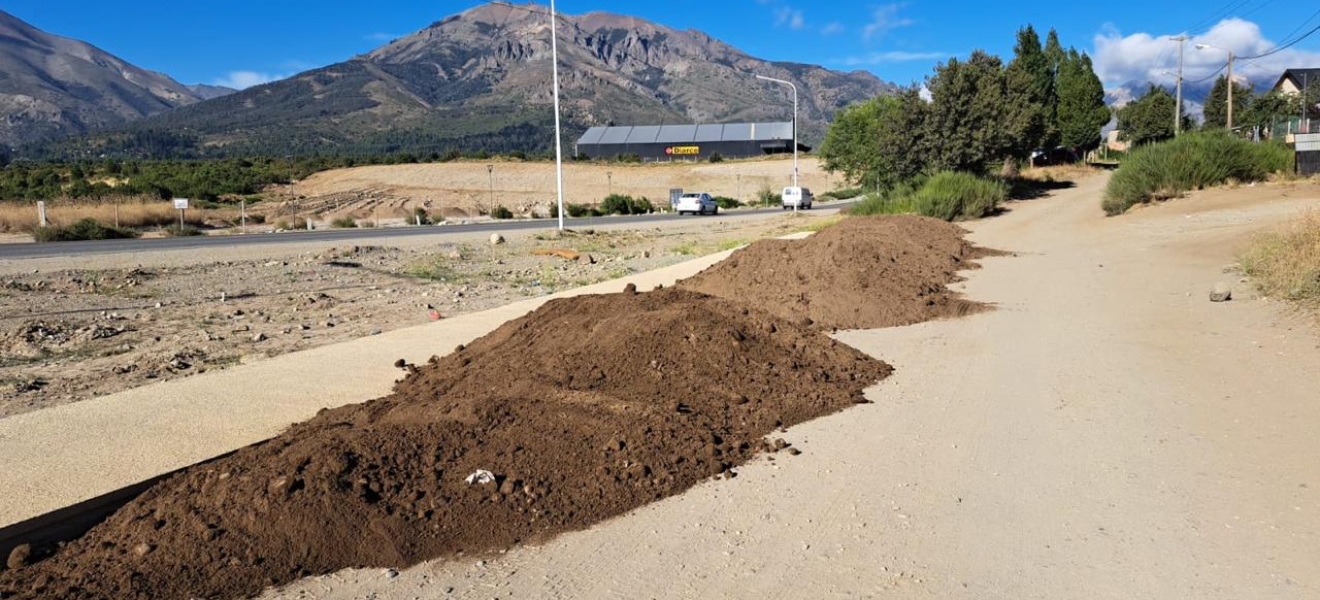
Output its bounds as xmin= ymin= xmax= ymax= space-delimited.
xmin=1275 ymin=68 xmax=1320 ymax=90
xmin=577 ymin=122 xmax=795 ymax=145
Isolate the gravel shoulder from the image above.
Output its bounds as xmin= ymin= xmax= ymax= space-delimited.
xmin=0 ymin=211 xmax=835 ymax=418
xmin=261 ymin=175 xmax=1320 ymax=599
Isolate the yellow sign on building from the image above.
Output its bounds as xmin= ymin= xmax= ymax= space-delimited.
xmin=666 ymin=145 xmax=700 ymax=156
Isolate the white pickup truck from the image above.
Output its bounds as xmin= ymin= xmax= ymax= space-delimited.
xmin=675 ymin=192 xmax=719 ymax=215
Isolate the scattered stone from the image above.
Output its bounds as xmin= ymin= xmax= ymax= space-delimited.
xmin=489 ymin=234 xmax=505 ymax=245
xmin=384 ymin=569 xmax=399 ymax=579
xmin=7 ymin=543 xmax=31 ymax=570
xmin=252 ymin=333 xmax=267 ymax=343
xmin=623 ymin=283 xmax=638 ymax=295
xmin=577 ymin=254 xmax=596 ymax=265
xmin=1210 ymin=282 xmax=1233 ymax=302
xmin=787 ymin=448 xmax=803 ymax=456
xmin=132 ymin=543 xmax=154 ymax=557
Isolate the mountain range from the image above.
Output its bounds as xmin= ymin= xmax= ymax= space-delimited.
xmin=0 ymin=10 xmax=234 ymax=149
xmin=3 ymin=3 xmax=894 ymax=158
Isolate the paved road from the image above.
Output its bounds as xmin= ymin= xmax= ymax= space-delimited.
xmin=0 ymin=203 xmax=851 ymax=260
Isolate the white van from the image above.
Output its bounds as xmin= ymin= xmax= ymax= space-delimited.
xmin=782 ymin=186 xmax=813 ymax=210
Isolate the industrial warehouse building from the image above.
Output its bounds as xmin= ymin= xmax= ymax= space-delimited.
xmin=574 ymin=122 xmax=809 ymax=162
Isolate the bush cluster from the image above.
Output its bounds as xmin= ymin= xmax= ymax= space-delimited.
xmin=32 ymin=218 xmax=141 ymax=242
xmin=598 ymin=194 xmax=654 ymax=215
xmin=1103 ymin=131 xmax=1294 ymax=215
xmin=713 ymin=196 xmax=742 ymax=210
xmin=848 ymin=172 xmax=1004 ymax=221
xmin=490 ymin=206 xmax=515 ymax=219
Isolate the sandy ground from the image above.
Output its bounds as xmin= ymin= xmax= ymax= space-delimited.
xmin=262 ymin=175 xmax=1320 ymax=599
xmin=0 ymin=211 xmax=833 ymax=418
xmin=278 ymin=157 xmax=845 ymax=219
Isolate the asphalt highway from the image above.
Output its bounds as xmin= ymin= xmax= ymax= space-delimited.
xmin=0 ymin=202 xmax=853 ymax=260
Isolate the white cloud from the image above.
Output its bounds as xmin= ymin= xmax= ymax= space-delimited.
xmin=1093 ymin=18 xmax=1320 ymax=93
xmin=212 ymin=71 xmax=285 ymax=90
xmin=821 ymin=22 xmax=845 ymax=36
xmin=837 ymin=50 xmax=947 ymax=66
xmin=862 ymin=4 xmax=914 ymax=41
xmin=775 ymin=7 xmax=805 ymax=30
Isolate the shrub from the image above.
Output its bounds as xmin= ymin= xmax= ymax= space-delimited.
xmin=412 ymin=207 xmax=434 ymax=225
xmin=599 ymin=194 xmax=653 ymax=215
xmin=713 ymin=196 xmax=742 ymax=209
xmin=246 ymin=214 xmax=266 ymax=224
xmin=757 ymin=186 xmax=782 ymax=206
xmin=909 ymin=171 xmax=1007 ymax=221
xmin=847 ymin=179 xmax=922 ymax=216
xmin=1103 ymin=131 xmax=1294 ymax=215
xmin=274 ymin=218 xmax=309 ymax=231
xmin=819 ymin=187 xmax=864 ymax=200
xmin=1240 ymin=211 xmax=1320 ymax=304
xmin=564 ymin=203 xmax=603 ymax=218
xmin=330 ymin=216 xmax=358 ymax=229
xmin=491 ymin=205 xmax=515 ymax=219
xmin=708 ymin=152 xmax=724 ymax=163
xmin=163 ymin=223 xmax=203 ymax=237
xmin=32 ymin=218 xmax=140 ymax=242
xmin=615 ymin=153 xmax=642 ymax=164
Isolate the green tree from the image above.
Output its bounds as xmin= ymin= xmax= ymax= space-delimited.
xmin=925 ymin=50 xmax=1010 ymax=174
xmin=1004 ymin=25 xmax=1056 ymax=160
xmin=1055 ymin=50 xmax=1110 ymax=151
xmin=1203 ymin=75 xmax=1254 ymax=129
xmin=1117 ymin=85 xmax=1177 ymax=146
xmin=819 ymin=87 xmax=930 ymax=190
xmin=1242 ymin=90 xmax=1298 ymax=129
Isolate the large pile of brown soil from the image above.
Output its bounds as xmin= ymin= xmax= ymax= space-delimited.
xmin=1 ymin=288 xmax=890 ymax=600
xmin=678 ymin=215 xmax=999 ymax=330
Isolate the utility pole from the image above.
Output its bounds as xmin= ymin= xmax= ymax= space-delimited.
xmin=1227 ymin=49 xmax=1235 ymax=130
xmin=1170 ymin=35 xmax=1188 ymax=134
xmin=1196 ymin=44 xmax=1236 ymax=130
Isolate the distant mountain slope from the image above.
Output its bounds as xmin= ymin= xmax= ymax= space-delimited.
xmin=83 ymin=3 xmax=893 ymax=157
xmin=0 ymin=9 xmax=229 ymax=148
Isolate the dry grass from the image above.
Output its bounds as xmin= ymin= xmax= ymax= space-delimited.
xmin=0 ymin=199 xmax=241 ymax=233
xmin=1240 ymin=210 xmax=1320 ymax=305
xmin=1019 ymin=164 xmax=1102 ymax=183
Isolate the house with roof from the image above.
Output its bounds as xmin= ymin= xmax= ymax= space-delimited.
xmin=1272 ymin=68 xmax=1320 ymax=95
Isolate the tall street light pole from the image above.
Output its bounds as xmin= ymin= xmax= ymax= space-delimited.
xmin=755 ymin=75 xmax=798 ymax=189
xmin=1169 ymin=35 xmax=1188 ymax=134
xmin=549 ymin=0 xmax=566 ymax=230
xmin=1196 ymin=43 xmax=1235 ymax=130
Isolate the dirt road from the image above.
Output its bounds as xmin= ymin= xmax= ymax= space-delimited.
xmin=264 ymin=174 xmax=1320 ymax=599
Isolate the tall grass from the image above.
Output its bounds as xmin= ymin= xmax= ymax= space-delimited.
xmin=0 ymin=198 xmax=239 ymax=233
xmin=1240 ymin=211 xmax=1320 ymax=304
xmin=1103 ymin=131 xmax=1294 ymax=216
xmin=848 ymin=172 xmax=1004 ymax=221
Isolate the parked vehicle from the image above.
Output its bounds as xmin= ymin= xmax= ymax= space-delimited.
xmin=676 ymin=192 xmax=719 ymax=215
xmin=782 ymin=186 xmax=813 ymax=210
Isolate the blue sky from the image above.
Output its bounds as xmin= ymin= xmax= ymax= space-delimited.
xmin=6 ymin=0 xmax=1319 ymax=102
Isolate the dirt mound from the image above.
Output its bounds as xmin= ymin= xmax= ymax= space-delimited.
xmin=1 ymin=288 xmax=890 ymax=600
xmin=678 ymin=215 xmax=1000 ymax=330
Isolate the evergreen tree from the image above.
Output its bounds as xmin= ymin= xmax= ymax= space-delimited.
xmin=1005 ymin=25 xmax=1056 ymax=160
xmin=1055 ymin=49 xmax=1110 ymax=151
xmin=1203 ymin=75 xmax=1255 ymax=129
xmin=925 ymin=51 xmax=1011 ymax=174
xmin=1117 ymin=85 xmax=1177 ymax=146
